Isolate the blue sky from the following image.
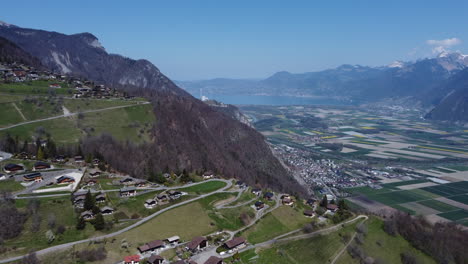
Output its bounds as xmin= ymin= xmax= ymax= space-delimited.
xmin=2 ymin=0 xmax=468 ymax=80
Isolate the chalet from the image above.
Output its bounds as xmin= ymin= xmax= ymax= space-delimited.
xmin=85 ymin=179 xmax=97 ymax=186
xmin=224 ymin=237 xmax=246 ymax=250
xmin=255 ymin=201 xmax=265 ymax=210
xmin=145 ymin=199 xmax=157 ymax=209
xmin=168 ymin=190 xmax=182 ymax=199
xmin=89 ymin=170 xmax=101 ymax=177
xmin=100 ymin=206 xmax=114 ymax=215
xmin=134 ymin=179 xmax=147 ymax=187
xmin=74 ymin=195 xmax=86 ymax=203
xmin=80 ymin=210 xmax=94 ymax=220
xmin=120 ymin=186 xmax=136 ymax=197
xmin=326 ymin=204 xmax=338 ymax=212
xmin=304 ymin=210 xmax=315 ymax=218
xmin=166 ymin=236 xmax=180 ymax=244
xmin=236 ymin=181 xmax=247 ymax=188
xmin=204 ymin=256 xmax=224 ymax=264
xmin=54 ymin=155 xmax=65 ymax=163
xmin=49 ymin=83 xmax=61 ymax=88
xmin=17 ymin=152 xmax=29 ymax=159
xmin=252 ymin=188 xmax=262 ymax=196
xmin=124 ymin=255 xmax=140 ymax=264
xmin=138 ymin=240 xmax=164 ymax=253
xmin=120 ymin=177 xmax=135 ymax=185
xmin=74 ymin=156 xmax=84 ymax=163
xmin=157 ymin=194 xmax=168 ymax=202
xmin=147 ymin=255 xmax=164 ymax=264
xmin=57 ymin=176 xmax=75 ymax=184
xmin=306 ymin=198 xmax=316 ymax=206
xmin=171 ymin=261 xmax=186 ymax=264
xmin=163 ymin=173 xmax=171 ymax=179
xmin=23 ymin=172 xmax=43 ymax=182
xmin=4 ymin=163 xmax=25 ymax=173
xmin=202 ymin=171 xmax=214 ymax=179
xmin=95 ymin=193 xmax=106 ymax=203
xmin=263 ymin=192 xmax=274 ymax=200
xmin=33 ymin=161 xmax=51 ymax=170
xmin=186 ymin=236 xmax=208 ymax=252
xmin=92 ymin=158 xmax=100 ymax=166
xmin=282 ymin=196 xmax=294 ymax=206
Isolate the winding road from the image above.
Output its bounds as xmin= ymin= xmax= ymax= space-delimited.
xmin=0 ymin=179 xmax=232 ymax=264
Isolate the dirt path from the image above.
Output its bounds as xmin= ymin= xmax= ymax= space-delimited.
xmin=12 ymin=102 xmax=26 ymax=121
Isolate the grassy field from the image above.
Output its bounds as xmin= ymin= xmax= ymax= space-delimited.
xmin=336 ymin=217 xmax=436 ymax=264
xmin=63 ymin=98 xmax=138 ymax=112
xmin=176 ymin=180 xmax=227 ymax=194
xmin=240 ymin=205 xmax=311 ymax=244
xmin=0 ymin=82 xmax=71 ymax=95
xmin=0 ymin=102 xmax=24 ymax=127
xmin=232 ymin=221 xmax=358 ymax=264
xmin=418 ymin=200 xmax=458 ymax=212
xmin=0 ymin=103 xmax=155 ymax=144
xmin=0 ymin=179 xmax=25 ymax=192
xmin=15 ymin=99 xmax=62 ymax=120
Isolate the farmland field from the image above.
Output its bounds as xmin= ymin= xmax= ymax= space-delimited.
xmin=449 ymin=194 xmax=468 ymax=205
xmin=437 ymin=210 xmax=468 ymax=221
xmin=422 ymin=182 xmax=468 ymax=197
xmin=367 ymin=190 xmax=433 ymax=205
xmin=418 ymin=200 xmax=458 ymax=212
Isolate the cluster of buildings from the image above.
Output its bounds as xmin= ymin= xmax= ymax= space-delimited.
xmin=144 ymin=190 xmax=184 ymax=208
xmin=123 ymin=235 xmax=248 ymax=264
xmin=0 ymin=62 xmax=131 ymax=99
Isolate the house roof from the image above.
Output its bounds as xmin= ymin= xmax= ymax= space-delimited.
xmin=264 ymin=192 xmax=274 ymax=198
xmin=4 ymin=163 xmax=23 ymax=170
xmin=171 ymin=261 xmax=186 ymax=264
xmin=255 ymin=201 xmax=264 ymax=207
xmin=145 ymin=199 xmax=156 ymax=204
xmin=327 ymin=204 xmax=338 ymax=210
xmin=225 ymin=237 xmax=246 ymax=249
xmin=139 ymin=240 xmax=164 ymax=252
xmin=80 ymin=210 xmax=93 ymax=217
xmin=124 ymin=255 xmax=140 ymax=262
xmin=304 ymin=210 xmax=315 ymax=216
xmin=34 ymin=161 xmax=50 ymax=167
xmin=147 ymin=255 xmax=164 ymax=263
xmin=187 ymin=236 xmax=206 ymax=250
xmin=96 ymin=193 xmax=106 ymax=199
xmin=167 ymin=236 xmax=180 ymax=242
xmin=100 ymin=206 xmax=114 ymax=212
xmin=204 ymin=256 xmax=223 ymax=264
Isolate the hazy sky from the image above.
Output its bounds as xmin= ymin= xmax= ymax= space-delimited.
xmin=2 ymin=0 xmax=468 ymax=80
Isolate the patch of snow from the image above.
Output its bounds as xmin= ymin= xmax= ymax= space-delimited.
xmin=388 ymin=61 xmax=405 ymax=68
xmin=0 ymin=20 xmax=17 ymax=28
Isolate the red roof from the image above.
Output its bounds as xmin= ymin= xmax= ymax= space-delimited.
xmin=327 ymin=204 xmax=338 ymax=210
xmin=204 ymin=256 xmax=223 ymax=264
xmin=124 ymin=255 xmax=140 ymax=263
xmin=187 ymin=236 xmax=207 ymax=250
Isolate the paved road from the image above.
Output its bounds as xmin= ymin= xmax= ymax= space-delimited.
xmin=0 ymin=179 xmax=232 ymax=264
xmin=0 ymin=102 xmax=150 ymax=131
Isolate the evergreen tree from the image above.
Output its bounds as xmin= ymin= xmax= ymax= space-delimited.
xmin=320 ymin=195 xmax=328 ymax=208
xmin=338 ymin=199 xmax=348 ymax=210
xmin=92 ymin=213 xmax=105 ymax=231
xmin=46 ymin=137 xmax=57 ymax=158
xmin=76 ymin=217 xmax=86 ymax=230
xmin=84 ymin=190 xmax=95 ymax=211
xmin=37 ymin=147 xmax=45 ymax=160
xmin=21 ymin=139 xmax=29 ymax=153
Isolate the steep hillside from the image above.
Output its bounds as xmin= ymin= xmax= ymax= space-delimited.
xmin=0 ymin=36 xmax=43 ymax=68
xmin=0 ymin=23 xmax=305 ymax=195
xmin=425 ymin=68 xmax=468 ymax=122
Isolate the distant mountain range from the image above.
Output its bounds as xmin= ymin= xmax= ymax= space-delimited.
xmin=179 ymin=52 xmax=468 ymax=122
xmin=0 ymin=21 xmax=305 ymax=195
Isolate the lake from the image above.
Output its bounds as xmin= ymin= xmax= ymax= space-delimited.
xmin=197 ymin=94 xmax=356 ymax=106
